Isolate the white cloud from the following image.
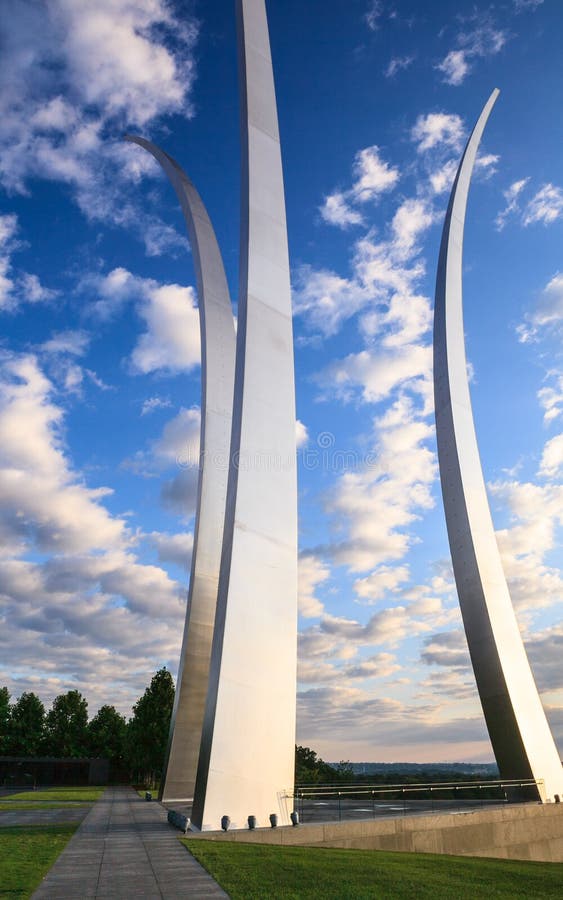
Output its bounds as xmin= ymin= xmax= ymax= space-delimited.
xmin=519 ymin=273 xmax=563 ymax=341
xmin=131 ymin=283 xmax=201 ymax=375
xmin=0 ymin=353 xmax=125 ymax=555
xmin=0 ymin=214 xmax=55 ymax=311
xmin=323 ymin=399 xmax=437 ymax=572
xmin=153 ymin=407 xmax=201 ymax=468
xmin=538 ymin=375 xmax=563 ymax=423
xmin=428 ymin=159 xmax=458 ymax=195
xmin=0 ymin=215 xmax=18 ymax=309
xmin=351 ymin=146 xmax=400 ymax=203
xmin=354 ymin=565 xmax=410 ymax=603
xmin=298 ymin=554 xmax=330 ymax=618
xmin=147 ymin=530 xmax=193 ymax=571
xmin=523 ymin=184 xmax=563 ymax=226
xmin=319 ymin=344 xmax=432 ymax=406
xmin=385 ymin=56 xmax=414 ymax=78
xmin=292 ymin=267 xmax=369 ymax=337
xmin=296 ymin=419 xmax=309 ymax=448
xmin=0 ymin=0 xmax=198 ymax=245
xmin=123 ymin=405 xmax=201 ymax=521
xmin=539 ymin=434 xmax=563 ymax=479
xmin=411 ymin=113 xmax=465 ymax=153
xmin=391 ymin=199 xmax=434 ymax=257
xmin=436 ymin=18 xmax=507 ymax=86
xmin=319 ymin=146 xmax=399 ymax=231
xmin=84 ymin=267 xmax=202 ymax=374
xmin=490 ymin=479 xmax=563 ymax=612
xmin=41 ymin=330 xmax=90 ymax=357
xmin=495 ymin=178 xmax=529 ymax=230
xmin=513 ymin=0 xmax=543 ymax=11
xmin=365 ymin=0 xmax=384 ymax=31
xmin=475 ymin=153 xmax=499 ymax=177
xmin=141 ymin=396 xmax=173 ymax=416
xmin=437 ymin=50 xmax=470 ymax=86
xmin=320 ymin=192 xmax=364 ymax=228
xmin=0 ymin=350 xmax=192 ymax=713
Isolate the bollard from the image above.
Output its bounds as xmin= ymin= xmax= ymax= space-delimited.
xmin=145 ymin=791 xmax=152 ymax=801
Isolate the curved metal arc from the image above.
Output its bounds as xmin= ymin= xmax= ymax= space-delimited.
xmin=125 ymin=135 xmax=236 ymax=803
xmin=434 ymin=90 xmax=563 ymax=800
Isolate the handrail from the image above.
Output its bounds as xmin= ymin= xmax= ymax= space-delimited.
xmin=290 ymin=778 xmax=544 ymax=798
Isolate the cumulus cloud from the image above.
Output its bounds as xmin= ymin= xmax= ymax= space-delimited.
xmin=0 ymin=0 xmax=198 ymax=248
xmin=319 ymin=193 xmax=364 ymax=229
xmin=321 ymin=400 xmax=437 ymax=572
xmin=146 ymin=530 xmax=194 ymax=571
xmin=437 ymin=50 xmax=469 ymax=86
xmin=411 ymin=113 xmax=465 ymax=153
xmin=0 ymin=350 xmax=189 ymax=713
xmin=125 ymin=406 xmax=201 ymax=517
xmin=320 ymin=146 xmax=399 ymax=230
xmin=131 ymin=283 xmax=201 ymax=375
xmin=84 ymin=267 xmax=202 ymax=374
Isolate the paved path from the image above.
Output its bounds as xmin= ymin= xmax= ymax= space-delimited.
xmin=32 ymin=786 xmax=229 ymax=899
xmin=0 ymin=804 xmax=89 ymax=827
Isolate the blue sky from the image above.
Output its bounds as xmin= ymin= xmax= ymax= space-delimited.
xmin=1 ymin=0 xmax=561 ymax=763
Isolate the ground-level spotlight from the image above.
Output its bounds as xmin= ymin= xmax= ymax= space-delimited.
xmin=269 ymin=814 xmax=278 ymax=828
xmin=290 ymin=811 xmax=299 ymax=826
xmin=248 ymin=815 xmax=257 ymax=829
xmin=221 ymin=815 xmax=230 ymax=831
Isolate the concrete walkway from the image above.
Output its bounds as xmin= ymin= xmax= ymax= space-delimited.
xmin=32 ymin=786 xmax=229 ymax=899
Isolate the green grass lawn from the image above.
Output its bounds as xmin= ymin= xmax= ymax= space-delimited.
xmin=5 ymin=786 xmax=105 ymax=803
xmin=0 ymin=824 xmax=77 ymax=899
xmin=183 ymin=841 xmax=563 ymax=899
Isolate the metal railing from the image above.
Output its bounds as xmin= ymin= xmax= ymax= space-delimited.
xmin=289 ymin=779 xmax=544 ymax=824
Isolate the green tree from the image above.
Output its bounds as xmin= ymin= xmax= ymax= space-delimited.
xmin=44 ymin=690 xmax=88 ymax=757
xmin=88 ymin=705 xmax=127 ymax=765
xmin=295 ymin=745 xmax=338 ymax=784
xmin=6 ymin=692 xmax=45 ymax=756
xmin=127 ymin=668 xmax=175 ymax=784
xmin=0 ymin=687 xmax=10 ymax=753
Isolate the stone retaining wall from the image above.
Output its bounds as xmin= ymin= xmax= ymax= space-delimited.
xmin=189 ymin=803 xmax=563 ymax=862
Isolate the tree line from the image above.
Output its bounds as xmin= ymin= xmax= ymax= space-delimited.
xmin=0 ymin=668 xmax=174 ymax=785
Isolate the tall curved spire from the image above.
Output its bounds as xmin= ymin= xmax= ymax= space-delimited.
xmin=125 ymin=135 xmax=236 ymax=803
xmin=433 ymin=90 xmax=563 ymax=801
xmin=191 ymin=0 xmax=298 ymax=830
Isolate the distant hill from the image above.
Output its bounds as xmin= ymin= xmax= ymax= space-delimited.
xmin=332 ymin=762 xmax=499 ymax=777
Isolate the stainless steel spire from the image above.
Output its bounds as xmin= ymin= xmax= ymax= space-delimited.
xmin=125 ymin=135 xmax=236 ymax=804
xmin=433 ymin=90 xmax=563 ymax=801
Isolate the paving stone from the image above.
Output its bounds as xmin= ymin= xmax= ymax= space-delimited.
xmin=32 ymin=786 xmax=228 ymax=899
